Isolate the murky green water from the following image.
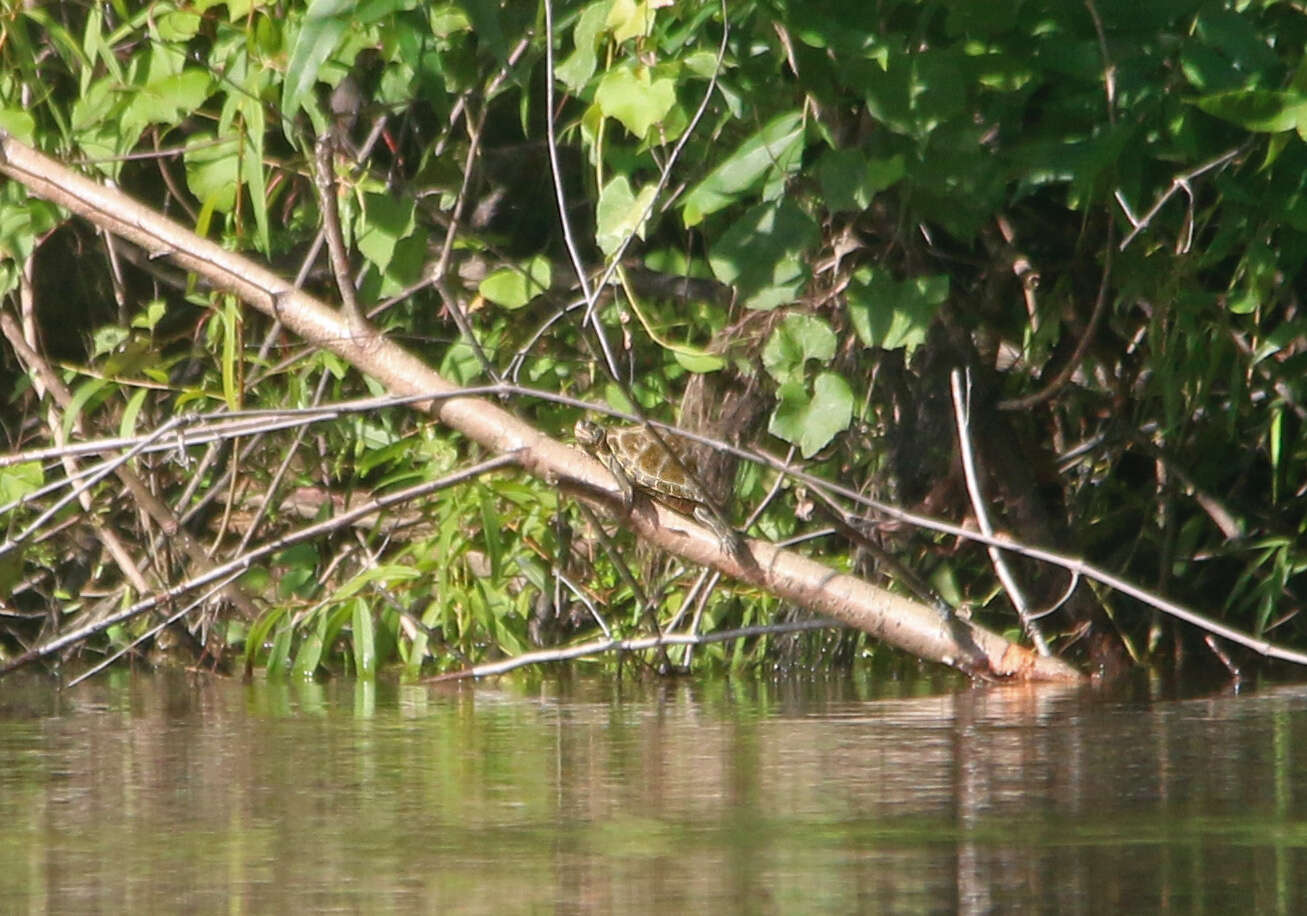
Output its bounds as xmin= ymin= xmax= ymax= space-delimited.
xmin=1 ymin=670 xmax=1305 ymax=913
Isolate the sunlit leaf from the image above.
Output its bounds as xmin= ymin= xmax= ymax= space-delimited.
xmin=607 ymin=0 xmax=654 ymax=45
xmin=847 ymin=269 xmax=948 ymax=353
xmin=762 ymin=313 xmax=836 ymax=385
xmin=0 ymin=110 xmax=36 ymax=145
xmin=1195 ymin=89 xmax=1307 ymax=133
xmin=596 ymin=175 xmax=657 ymax=257
xmin=479 ymin=256 xmax=552 ymax=309
xmin=709 ymin=200 xmax=818 ymax=310
xmin=682 ymin=111 xmax=804 ymax=227
xmin=0 ymin=460 xmax=43 ymax=504
xmin=595 ymin=64 xmax=676 ymax=138
xmin=122 ymin=68 xmax=213 ymax=129
xmin=184 ymin=134 xmax=240 ymax=213
xmin=557 ymin=1 xmax=608 ymax=92
xmin=352 ymin=599 xmax=376 ymax=677
xmin=768 ymin=373 xmax=853 ymax=459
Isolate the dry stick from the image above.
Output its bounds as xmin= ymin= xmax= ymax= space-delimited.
xmin=407 ymin=36 xmax=531 ymax=379
xmin=67 ymin=571 xmax=243 ymax=688
xmin=312 ymin=134 xmax=369 ymax=337
xmin=432 ymin=618 xmax=836 ymax=681
xmin=11 ymin=363 xmax=1306 ymax=673
xmin=233 ymin=371 xmax=334 ymax=556
xmin=1116 ymin=146 xmax=1245 ymax=253
xmin=6 ymin=362 xmax=1302 ymax=671
xmin=426 ymin=131 xmax=500 ymax=382
xmin=4 ymin=372 xmax=1287 ymax=658
xmin=951 ymin=369 xmax=1050 ymax=656
xmin=542 ymin=0 xmax=610 ymax=378
xmin=0 ymin=454 xmax=522 ymax=674
xmin=1 ymin=297 xmax=152 ymax=596
xmin=0 ymin=387 xmax=523 ymax=476
xmin=998 ymin=222 xmax=1114 ymax=413
xmin=0 ymin=310 xmax=261 ymax=620
xmin=998 ymin=0 xmax=1116 ymax=415
xmin=0 ymin=132 xmax=1081 ymax=683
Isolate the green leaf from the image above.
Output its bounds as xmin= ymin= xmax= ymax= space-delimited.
xmin=594 ymin=64 xmax=676 ymax=139
xmin=709 ymin=200 xmax=819 ymax=310
xmin=480 ymin=488 xmax=502 ymax=580
xmin=846 ymin=269 xmax=948 ymax=353
xmin=479 ymin=256 xmax=552 ymax=309
xmin=357 ymin=193 xmax=416 ymax=274
xmin=557 ymin=1 xmax=608 ymax=93
xmin=156 ymin=9 xmax=203 ymax=42
xmin=330 ymin=565 xmax=420 ymax=603
xmin=0 ymin=184 xmax=59 ymax=269
xmin=673 ymin=350 xmax=727 ymax=373
xmin=606 ymin=0 xmax=656 ymax=45
xmin=596 ymin=175 xmax=657 ymax=257
xmin=440 ymin=340 xmax=484 ymax=384
xmin=0 ymin=460 xmax=43 ymax=504
xmin=352 ymin=599 xmax=376 ymax=677
xmin=0 ymin=109 xmax=36 ymax=145
xmin=762 ymin=313 xmax=836 ymax=385
xmin=184 ymin=134 xmax=240 ymax=213
xmin=266 ymin=621 xmax=294 ymax=677
xmin=281 ymin=0 xmax=352 ymax=138
xmin=1195 ymin=89 xmax=1307 ymax=133
xmin=863 ymin=49 xmax=967 ymax=138
xmin=768 ymin=372 xmax=854 ymax=459
xmin=292 ymin=611 xmax=329 ymax=679
xmin=682 ymin=111 xmax=805 ymax=227
xmin=122 ymin=68 xmax=213 ymax=130
xmin=817 ymin=149 xmax=905 ymax=213
xmin=119 ymin=387 xmax=149 ymax=442
xmin=221 ymin=297 xmax=241 ymax=411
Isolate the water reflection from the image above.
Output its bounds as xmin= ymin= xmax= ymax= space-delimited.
xmin=1 ymin=671 xmax=1304 ymax=913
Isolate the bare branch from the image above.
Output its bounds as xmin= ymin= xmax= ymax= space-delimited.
xmin=952 ymin=369 xmax=1049 ymax=655
xmin=432 ymin=618 xmax=838 ymax=681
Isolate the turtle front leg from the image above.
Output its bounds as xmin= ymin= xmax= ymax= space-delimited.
xmin=606 ymin=459 xmax=635 ymax=511
xmin=693 ymin=505 xmax=745 ymax=555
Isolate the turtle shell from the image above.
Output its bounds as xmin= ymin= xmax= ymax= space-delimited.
xmin=575 ymin=420 xmax=742 ymax=550
xmin=602 ymin=425 xmax=706 ymax=507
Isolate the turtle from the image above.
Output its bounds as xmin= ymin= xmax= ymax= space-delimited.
xmin=574 ymin=419 xmax=743 ymax=552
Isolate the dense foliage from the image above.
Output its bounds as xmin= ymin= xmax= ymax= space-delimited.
xmin=3 ymin=0 xmax=1307 ymax=679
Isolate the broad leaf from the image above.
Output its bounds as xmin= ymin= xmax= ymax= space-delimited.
xmin=847 ymin=269 xmax=948 ymax=353
xmin=596 ymin=175 xmax=657 ymax=257
xmin=479 ymin=256 xmax=552 ymax=309
xmin=709 ymin=200 xmax=818 ymax=310
xmin=762 ymin=313 xmax=836 ymax=385
xmin=769 ymin=373 xmax=854 ymax=459
xmin=682 ymin=111 xmax=805 ymax=227
xmin=595 ymin=64 xmax=676 ymax=139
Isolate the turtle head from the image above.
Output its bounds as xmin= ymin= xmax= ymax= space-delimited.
xmin=573 ymin=419 xmax=604 ymax=450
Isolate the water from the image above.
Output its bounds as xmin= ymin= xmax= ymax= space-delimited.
xmin=1 ymin=671 xmax=1304 ymax=913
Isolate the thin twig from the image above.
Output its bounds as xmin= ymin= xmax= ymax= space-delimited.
xmin=1116 ymin=146 xmax=1245 ymax=252
xmin=0 ymin=453 xmax=523 ymax=675
xmin=431 ymin=618 xmax=836 ymax=680
xmin=951 ymin=370 xmax=1050 ymax=655
xmin=67 ymin=571 xmax=243 ymax=688
xmin=312 ymin=134 xmax=369 ymax=336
